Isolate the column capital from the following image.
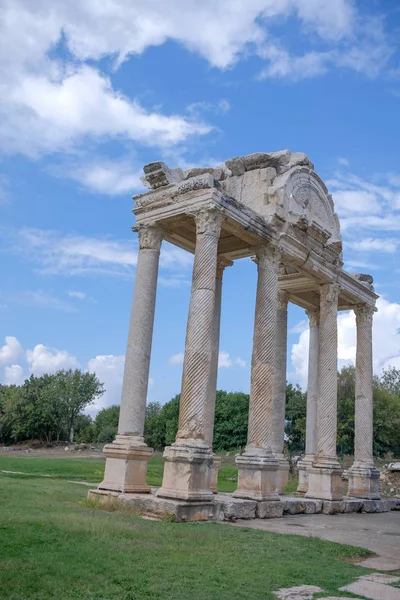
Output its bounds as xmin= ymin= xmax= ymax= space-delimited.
xmin=354 ymin=304 xmax=376 ymax=326
xmin=216 ymin=257 xmax=233 ymax=280
xmin=137 ymin=224 xmax=163 ymax=251
xmin=194 ymin=208 xmax=223 ymax=236
xmin=277 ymin=290 xmax=289 ymax=310
xmin=319 ymin=282 xmax=340 ymax=308
xmin=254 ymin=244 xmax=281 ymax=268
xmin=306 ymin=308 xmax=320 ymax=327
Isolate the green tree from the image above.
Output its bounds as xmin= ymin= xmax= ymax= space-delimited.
xmin=284 ymin=383 xmax=306 ymax=449
xmin=52 ymin=370 xmax=104 ymax=442
xmin=94 ymin=405 xmax=120 ymax=442
xmin=213 ymin=391 xmax=249 ymax=451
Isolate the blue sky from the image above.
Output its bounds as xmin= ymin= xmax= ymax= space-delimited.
xmin=1 ymin=0 xmax=400 ymax=413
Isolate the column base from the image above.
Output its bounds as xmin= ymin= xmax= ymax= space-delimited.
xmin=297 ymin=454 xmax=315 ymax=494
xmin=347 ymin=463 xmax=381 ymax=499
xmin=98 ymin=435 xmax=154 ymax=494
xmin=210 ymin=455 xmax=221 ymax=494
xmin=157 ymin=443 xmax=214 ymax=502
xmin=233 ymin=452 xmax=280 ymax=502
xmin=274 ymin=453 xmax=290 ymax=495
xmin=306 ymin=456 xmax=342 ymax=501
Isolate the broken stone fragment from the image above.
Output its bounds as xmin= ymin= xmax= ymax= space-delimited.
xmin=353 ymin=273 xmax=374 ymax=285
xmin=277 ymin=152 xmax=314 ymax=174
xmin=183 ymin=167 xmax=214 ymax=180
xmin=141 ymin=162 xmax=183 ymax=190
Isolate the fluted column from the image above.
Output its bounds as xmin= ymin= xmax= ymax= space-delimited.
xmin=234 ymin=244 xmax=280 ymax=502
xmin=98 ymin=224 xmax=163 ymax=493
xmin=348 ymin=304 xmax=380 ymax=499
xmin=297 ymin=308 xmax=319 ymax=493
xmin=158 ymin=208 xmax=222 ymax=501
xmin=307 ymin=283 xmax=342 ymax=501
xmin=208 ymin=258 xmax=232 ymax=493
xmin=271 ymin=290 xmax=290 ymax=494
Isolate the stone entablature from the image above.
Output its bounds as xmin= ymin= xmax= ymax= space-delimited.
xmin=93 ymin=149 xmax=380 ymax=517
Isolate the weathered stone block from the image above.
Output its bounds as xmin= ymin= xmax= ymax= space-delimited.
xmin=214 ymin=494 xmax=257 ymax=520
xmin=257 ymin=501 xmax=284 ymax=519
xmin=362 ymin=500 xmax=389 ymax=513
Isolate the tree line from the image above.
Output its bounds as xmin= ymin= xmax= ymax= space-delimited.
xmin=1 ymin=366 xmax=400 ymax=456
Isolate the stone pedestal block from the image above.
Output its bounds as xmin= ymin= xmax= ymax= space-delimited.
xmin=297 ymin=454 xmax=315 ymax=494
xmin=256 ymin=500 xmax=284 ymax=518
xmin=98 ymin=436 xmax=153 ymax=493
xmin=306 ymin=460 xmax=342 ymax=501
xmin=210 ymin=455 xmax=221 ymax=494
xmin=157 ymin=444 xmax=214 ymax=502
xmin=347 ymin=465 xmax=380 ymax=499
xmin=233 ymin=454 xmax=280 ymax=501
xmin=275 ymin=453 xmax=290 ymax=494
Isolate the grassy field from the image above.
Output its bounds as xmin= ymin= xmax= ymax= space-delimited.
xmin=0 ymin=452 xmax=299 ymax=494
xmin=0 ymin=455 xmax=374 ymax=600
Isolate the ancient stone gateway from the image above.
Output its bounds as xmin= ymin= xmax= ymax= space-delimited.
xmin=89 ymin=150 xmax=389 ymax=521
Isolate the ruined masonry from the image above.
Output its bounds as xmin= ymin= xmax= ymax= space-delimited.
xmin=89 ymin=150 xmax=393 ymax=522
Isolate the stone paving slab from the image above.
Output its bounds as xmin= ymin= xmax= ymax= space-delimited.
xmin=340 ymin=579 xmax=400 ymax=599
xmin=273 ymin=585 xmax=323 ymax=599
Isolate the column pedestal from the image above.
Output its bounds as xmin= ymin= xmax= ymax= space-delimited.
xmin=275 ymin=453 xmax=290 ymax=495
xmin=297 ymin=454 xmax=315 ymax=494
xmin=157 ymin=444 xmax=214 ymax=502
xmin=348 ymin=465 xmax=380 ymax=499
xmin=307 ymin=457 xmax=342 ymax=501
xmin=233 ymin=453 xmax=280 ymax=502
xmin=210 ymin=455 xmax=221 ymax=494
xmin=99 ymin=435 xmax=153 ymax=493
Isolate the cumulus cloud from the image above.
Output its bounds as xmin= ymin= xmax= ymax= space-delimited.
xmin=26 ymin=344 xmax=80 ymax=377
xmin=0 ymin=337 xmax=24 ymax=367
xmin=4 ymin=364 xmax=25 ymax=386
xmin=291 ymin=296 xmax=400 ymax=389
xmin=87 ymin=354 xmax=125 ymax=413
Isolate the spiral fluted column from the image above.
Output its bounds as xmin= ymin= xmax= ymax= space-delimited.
xmin=208 ymin=258 xmax=232 ymax=493
xmin=307 ymin=282 xmax=342 ymax=501
xmin=271 ymin=290 xmax=290 ymax=494
xmin=234 ymin=245 xmax=280 ymax=502
xmin=99 ymin=224 xmax=163 ymax=493
xmin=297 ymin=308 xmax=319 ymax=493
xmin=158 ymin=208 xmax=222 ymax=501
xmin=348 ymin=304 xmax=380 ymax=499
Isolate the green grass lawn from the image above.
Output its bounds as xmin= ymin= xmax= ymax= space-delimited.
xmin=0 ymin=455 xmax=374 ymax=600
xmin=0 ymin=453 xmax=299 ymax=494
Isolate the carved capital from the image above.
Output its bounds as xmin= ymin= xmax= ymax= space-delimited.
xmin=319 ymin=282 xmax=340 ymax=309
xmin=354 ymin=304 xmax=376 ymax=326
xmin=137 ymin=224 xmax=163 ymax=251
xmin=306 ymin=308 xmax=320 ymax=327
xmin=216 ymin=257 xmax=233 ymax=280
xmin=277 ymin=290 xmax=289 ymax=310
xmin=255 ymin=244 xmax=281 ymax=269
xmin=194 ymin=208 xmax=223 ymax=236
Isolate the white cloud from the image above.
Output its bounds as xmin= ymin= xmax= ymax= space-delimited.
xmin=338 ymin=157 xmax=349 ymax=167
xmin=346 ymin=238 xmax=399 ymax=253
xmin=4 ymin=364 xmax=25 ymax=386
xmin=26 ymin=344 xmax=80 ymax=377
xmin=332 ymin=190 xmax=382 ymax=215
xmin=7 ymin=227 xmax=192 ymax=279
xmin=87 ymin=354 xmax=125 ymax=413
xmin=56 ymin=159 xmax=144 ymax=196
xmin=68 ymin=291 xmax=87 ymax=300
xmin=0 ymin=337 xmax=24 ymax=367
xmin=168 ymin=353 xmax=184 ymax=366
xmin=291 ymin=296 xmax=400 ymax=389
xmin=234 ymin=357 xmax=247 ymax=368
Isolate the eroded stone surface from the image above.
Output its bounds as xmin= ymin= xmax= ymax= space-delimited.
xmin=273 ymin=585 xmax=323 ymax=599
xmin=340 ymin=579 xmax=400 ymax=600
xmin=257 ymin=501 xmax=284 ymax=518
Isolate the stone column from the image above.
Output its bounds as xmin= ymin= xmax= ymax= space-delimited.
xmin=158 ymin=208 xmax=222 ymax=502
xmin=98 ymin=224 xmax=163 ymax=493
xmin=233 ymin=245 xmax=280 ymax=502
xmin=208 ymin=258 xmax=232 ymax=493
xmin=271 ymin=290 xmax=290 ymax=495
xmin=307 ymin=283 xmax=342 ymax=501
xmin=348 ymin=304 xmax=380 ymax=499
xmin=297 ymin=308 xmax=319 ymax=493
